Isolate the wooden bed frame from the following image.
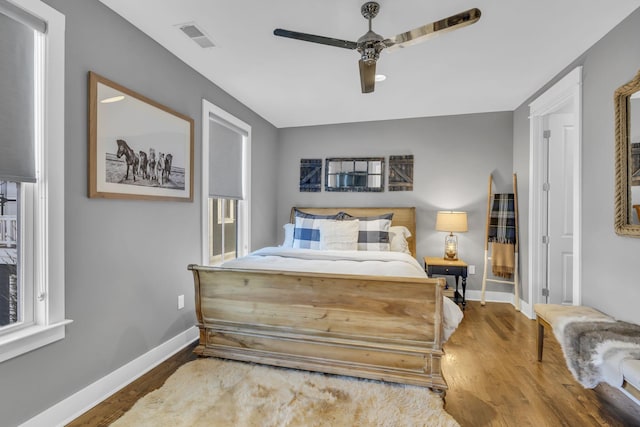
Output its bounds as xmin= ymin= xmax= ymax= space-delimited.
xmin=188 ymin=207 xmax=448 ymax=391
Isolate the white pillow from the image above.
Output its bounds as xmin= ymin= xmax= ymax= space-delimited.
xmin=281 ymin=223 xmax=295 ymax=248
xmin=389 ymin=225 xmax=412 ymax=254
xmin=319 ymin=220 xmax=360 ymax=251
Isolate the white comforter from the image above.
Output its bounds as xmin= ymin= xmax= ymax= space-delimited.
xmin=221 ymin=247 xmax=463 ymax=340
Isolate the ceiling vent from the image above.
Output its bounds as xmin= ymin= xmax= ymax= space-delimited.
xmin=177 ymin=22 xmax=215 ymax=48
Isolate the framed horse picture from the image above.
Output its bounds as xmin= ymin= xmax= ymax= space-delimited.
xmin=88 ymin=71 xmax=194 ymax=201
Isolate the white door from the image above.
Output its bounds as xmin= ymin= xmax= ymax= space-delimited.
xmin=528 ymin=66 xmax=582 ymax=316
xmin=544 ymin=113 xmax=575 ymax=304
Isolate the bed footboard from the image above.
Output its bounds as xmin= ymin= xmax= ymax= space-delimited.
xmin=188 ymin=264 xmax=448 ymax=390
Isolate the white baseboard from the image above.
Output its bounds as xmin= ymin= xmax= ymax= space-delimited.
xmin=465 ymin=291 xmax=534 ymax=319
xmin=21 ymin=326 xmax=199 ymax=427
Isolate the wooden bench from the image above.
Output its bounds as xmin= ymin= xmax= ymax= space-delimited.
xmin=534 ymin=304 xmax=640 ymax=403
xmin=534 ymin=304 xmax=613 ymax=362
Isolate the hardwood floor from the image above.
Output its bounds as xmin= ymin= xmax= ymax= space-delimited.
xmin=444 ymin=302 xmax=640 ymax=427
xmin=66 ymin=345 xmax=198 ymax=427
xmin=68 ymin=301 xmax=640 ymax=426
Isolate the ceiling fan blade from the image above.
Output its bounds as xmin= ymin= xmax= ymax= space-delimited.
xmin=384 ymin=8 xmax=481 ymax=51
xmin=274 ymin=28 xmax=358 ymax=50
xmin=359 ymin=59 xmax=376 ymax=94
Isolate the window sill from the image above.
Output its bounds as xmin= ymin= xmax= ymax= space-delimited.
xmin=0 ymin=319 xmax=73 ymax=363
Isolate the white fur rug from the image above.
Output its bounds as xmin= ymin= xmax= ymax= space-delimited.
xmin=557 ymin=320 xmax=640 ymax=388
xmin=112 ymin=358 xmax=459 ymax=427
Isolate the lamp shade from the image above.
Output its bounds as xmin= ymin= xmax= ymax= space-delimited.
xmin=435 ymin=211 xmax=468 ymax=233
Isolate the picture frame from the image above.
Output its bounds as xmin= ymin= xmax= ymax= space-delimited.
xmin=88 ymin=71 xmax=194 ymax=201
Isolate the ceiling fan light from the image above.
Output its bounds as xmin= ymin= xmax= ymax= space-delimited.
xmin=375 ymin=74 xmax=386 ymax=82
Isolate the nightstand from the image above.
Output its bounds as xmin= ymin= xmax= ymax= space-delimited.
xmin=424 ymin=257 xmax=468 ymax=308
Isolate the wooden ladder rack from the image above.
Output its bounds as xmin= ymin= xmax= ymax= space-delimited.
xmin=480 ymin=173 xmax=520 ymax=311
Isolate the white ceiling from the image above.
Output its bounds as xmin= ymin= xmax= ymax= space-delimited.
xmin=98 ymin=0 xmax=640 ymax=128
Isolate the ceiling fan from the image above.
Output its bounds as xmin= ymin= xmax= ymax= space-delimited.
xmin=274 ymin=2 xmax=481 ymax=93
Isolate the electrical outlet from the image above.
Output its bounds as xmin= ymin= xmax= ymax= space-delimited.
xmin=178 ymin=294 xmax=184 ymax=310
xmin=468 ymin=265 xmax=476 ymax=275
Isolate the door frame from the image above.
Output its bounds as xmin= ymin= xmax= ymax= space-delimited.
xmin=528 ymin=66 xmax=582 ymax=315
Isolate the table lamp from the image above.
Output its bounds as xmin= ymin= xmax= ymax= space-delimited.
xmin=435 ymin=211 xmax=468 ymax=260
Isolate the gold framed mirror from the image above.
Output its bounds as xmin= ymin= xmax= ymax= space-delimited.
xmin=614 ymin=69 xmax=640 ymax=237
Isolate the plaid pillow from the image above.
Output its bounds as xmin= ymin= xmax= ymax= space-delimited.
xmin=340 ymin=212 xmax=393 ymax=251
xmin=292 ymin=209 xmax=340 ymax=249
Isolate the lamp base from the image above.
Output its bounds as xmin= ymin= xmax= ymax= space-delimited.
xmin=443 ymin=233 xmax=458 ymax=261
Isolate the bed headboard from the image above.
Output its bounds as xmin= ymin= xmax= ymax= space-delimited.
xmin=290 ymin=207 xmax=417 ymax=257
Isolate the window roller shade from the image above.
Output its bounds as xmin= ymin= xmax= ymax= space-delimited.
xmin=0 ymin=1 xmax=46 ymax=183
xmin=0 ymin=0 xmax=47 ymax=33
xmin=209 ymin=114 xmax=248 ymax=138
xmin=209 ymin=120 xmax=244 ymax=200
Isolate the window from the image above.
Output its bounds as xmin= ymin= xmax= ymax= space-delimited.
xmin=0 ymin=0 xmax=68 ymax=363
xmin=201 ymin=100 xmax=251 ymax=266
xmin=209 ymin=198 xmax=238 ymax=264
xmin=216 ymin=199 xmax=235 ymax=224
xmin=0 ymin=181 xmax=18 ymax=328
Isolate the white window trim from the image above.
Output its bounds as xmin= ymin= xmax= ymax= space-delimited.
xmin=201 ymin=99 xmax=251 ymax=265
xmin=216 ymin=199 xmax=235 ymax=224
xmin=0 ymin=0 xmax=70 ymax=364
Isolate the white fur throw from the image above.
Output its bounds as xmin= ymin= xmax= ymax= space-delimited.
xmin=558 ymin=320 xmax=640 ymax=388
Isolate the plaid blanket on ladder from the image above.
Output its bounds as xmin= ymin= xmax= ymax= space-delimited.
xmin=488 ymin=193 xmax=516 ymax=278
xmin=488 ymin=193 xmax=516 ymax=244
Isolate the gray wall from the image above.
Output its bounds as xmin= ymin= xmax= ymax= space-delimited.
xmin=513 ymin=7 xmax=640 ymax=323
xmin=0 ymin=1 xmax=278 ymax=425
xmin=277 ymin=112 xmax=514 ymax=293
xmin=512 ymin=106 xmax=531 ymax=305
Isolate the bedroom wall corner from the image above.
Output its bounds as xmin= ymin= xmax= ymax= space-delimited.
xmin=513 ymin=106 xmax=531 ymax=307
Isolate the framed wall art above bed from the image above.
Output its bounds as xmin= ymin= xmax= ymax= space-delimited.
xmin=388 ymin=155 xmax=414 ymax=191
xmin=324 ymin=157 xmax=385 ymax=192
xmin=299 ymin=158 xmax=322 ymax=192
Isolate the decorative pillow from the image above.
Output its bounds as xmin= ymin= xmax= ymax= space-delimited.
xmin=292 ymin=209 xmax=340 ymax=249
xmin=389 ymin=225 xmax=412 ymax=254
xmin=281 ymin=223 xmax=295 ymax=248
xmin=340 ymin=212 xmax=393 ymax=251
xmin=319 ymin=219 xmax=360 ymax=251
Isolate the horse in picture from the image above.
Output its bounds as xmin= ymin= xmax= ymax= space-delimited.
xmin=133 ymin=153 xmax=140 ymax=177
xmin=148 ymin=148 xmax=157 ymax=181
xmin=116 ymin=139 xmax=136 ymax=182
xmin=138 ymin=151 xmax=148 ymax=179
xmin=164 ymin=153 xmax=172 ymax=183
xmin=157 ymin=153 xmax=165 ymax=185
